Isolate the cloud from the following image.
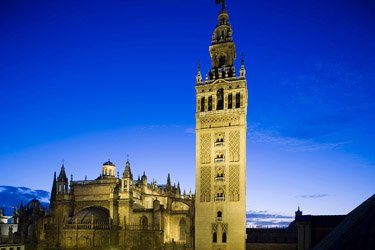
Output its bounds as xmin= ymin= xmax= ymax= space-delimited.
xmin=295 ymin=194 xmax=329 ymax=199
xmin=184 ymin=127 xmax=195 ymax=134
xmin=246 ymin=210 xmax=294 ymax=228
xmin=0 ymin=185 xmax=50 ymax=215
xmin=248 ymin=125 xmax=349 ymax=152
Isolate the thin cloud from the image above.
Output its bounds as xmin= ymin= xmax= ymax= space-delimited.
xmin=246 ymin=210 xmax=294 ymax=228
xmin=184 ymin=127 xmax=195 ymax=134
xmin=295 ymin=194 xmax=329 ymax=199
xmin=248 ymin=125 xmax=349 ymax=152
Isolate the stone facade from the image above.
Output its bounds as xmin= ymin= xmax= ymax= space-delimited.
xmin=44 ymin=161 xmax=193 ymax=250
xmin=195 ymin=3 xmax=248 ymax=250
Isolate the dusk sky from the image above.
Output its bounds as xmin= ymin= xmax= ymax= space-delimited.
xmin=1 ymin=0 xmax=374 ymax=217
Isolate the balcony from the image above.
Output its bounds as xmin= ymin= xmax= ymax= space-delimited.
xmin=215 ymin=196 xmax=225 ymax=201
xmin=214 ymin=157 xmax=225 ymax=163
xmin=215 ymin=176 xmax=225 ymax=181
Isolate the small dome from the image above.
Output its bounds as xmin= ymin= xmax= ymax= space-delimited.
xmin=28 ymin=198 xmax=41 ymax=209
xmin=103 ymin=160 xmax=115 ymax=166
xmin=71 ymin=206 xmax=110 ymax=224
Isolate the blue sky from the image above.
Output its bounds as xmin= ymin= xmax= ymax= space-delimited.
xmin=0 ymin=0 xmax=374 ymax=217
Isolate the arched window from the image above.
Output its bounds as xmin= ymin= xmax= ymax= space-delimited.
xmin=216 ymin=167 xmax=224 ymax=178
xmin=228 ymin=94 xmax=232 ymax=109
xmin=216 ymin=188 xmax=225 ymax=201
xmin=201 ymin=97 xmax=205 ymax=112
xmin=235 ymin=93 xmax=240 ymax=108
xmin=109 ymin=169 xmax=112 ymax=176
xmin=219 ymin=55 xmax=226 ymax=68
xmin=228 ymin=67 xmax=233 ymax=77
xmin=217 ymin=211 xmax=222 ymax=218
xmin=217 ymin=89 xmax=224 ymax=110
xmin=141 ymin=216 xmax=148 ymax=230
xmin=179 ymin=218 xmax=186 ymax=241
xmin=213 ymin=232 xmax=217 ymax=243
xmin=217 ymin=211 xmax=222 ymax=221
xmin=222 ymin=232 xmax=227 ymax=243
xmin=208 ymin=96 xmax=212 ymax=111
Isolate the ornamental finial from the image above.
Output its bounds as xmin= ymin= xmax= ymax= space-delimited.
xmin=215 ymin=0 xmax=226 ymax=11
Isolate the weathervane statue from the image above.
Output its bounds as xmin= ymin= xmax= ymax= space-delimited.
xmin=216 ymin=0 xmax=226 ymax=10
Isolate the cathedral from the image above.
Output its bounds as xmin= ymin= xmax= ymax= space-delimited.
xmin=44 ymin=161 xmax=194 ymax=250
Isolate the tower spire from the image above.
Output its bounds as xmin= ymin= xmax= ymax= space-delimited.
xmin=208 ymin=0 xmax=236 ymax=79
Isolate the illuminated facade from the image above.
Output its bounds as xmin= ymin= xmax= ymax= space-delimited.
xmin=45 ymin=161 xmax=193 ymax=249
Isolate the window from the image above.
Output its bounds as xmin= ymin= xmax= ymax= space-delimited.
xmin=222 ymin=232 xmax=227 ymax=243
xmin=200 ymin=97 xmax=205 ymax=112
xmin=216 ymin=188 xmax=225 ymax=201
xmin=228 ymin=67 xmax=234 ymax=77
xmin=213 ymin=232 xmax=217 ymax=243
xmin=215 ymin=167 xmax=224 ymax=180
xmin=219 ymin=55 xmax=226 ymax=68
xmin=208 ymin=96 xmax=212 ymax=111
xmin=228 ymin=94 xmax=232 ymax=109
xmin=235 ymin=93 xmax=240 ymax=108
xmin=141 ymin=216 xmax=148 ymax=230
xmin=217 ymin=89 xmax=224 ymax=110
xmin=215 ymin=153 xmax=225 ymax=163
xmin=215 ymin=133 xmax=224 ymax=146
xmin=58 ymin=184 xmax=62 ymax=193
xmin=217 ymin=211 xmax=222 ymax=221
xmin=179 ymin=218 xmax=186 ymax=241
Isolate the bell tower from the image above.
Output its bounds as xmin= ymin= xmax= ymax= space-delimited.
xmin=195 ymin=2 xmax=247 ymax=250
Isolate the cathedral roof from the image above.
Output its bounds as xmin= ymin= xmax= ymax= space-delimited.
xmin=71 ymin=206 xmax=110 ymax=224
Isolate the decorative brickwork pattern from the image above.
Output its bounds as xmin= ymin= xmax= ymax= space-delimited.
xmin=199 ymin=115 xmax=240 ymax=129
xmin=229 ymin=131 xmax=240 ymax=162
xmin=200 ymin=133 xmax=211 ymax=164
xmin=200 ymin=166 xmax=211 ymax=202
xmin=221 ymin=223 xmax=228 ymax=233
xmin=229 ymin=165 xmax=240 ymax=201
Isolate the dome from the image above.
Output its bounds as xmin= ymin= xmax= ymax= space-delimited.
xmin=71 ymin=206 xmax=110 ymax=224
xmin=103 ymin=160 xmax=115 ymax=166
